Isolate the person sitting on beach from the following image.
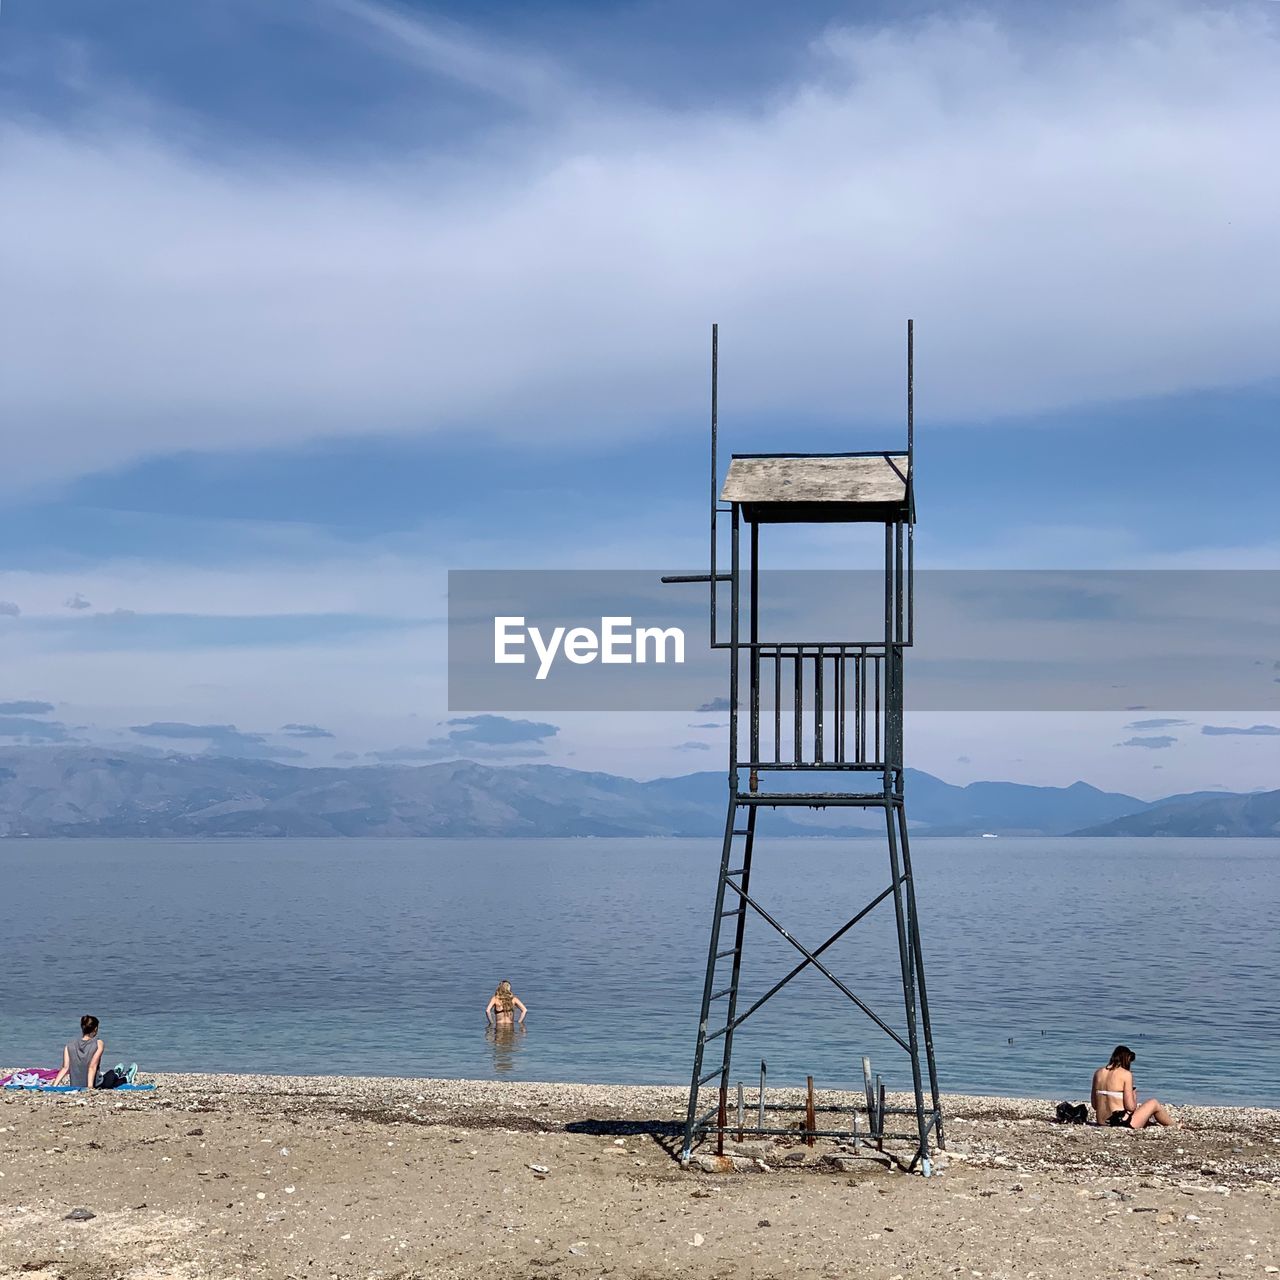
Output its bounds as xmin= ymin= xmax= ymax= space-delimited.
xmin=51 ymin=1015 xmax=105 ymax=1091
xmin=485 ymin=980 xmax=527 ymax=1027
xmin=1091 ymin=1044 xmax=1173 ymax=1128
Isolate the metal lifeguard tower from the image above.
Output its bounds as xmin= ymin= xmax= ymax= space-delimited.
xmin=664 ymin=322 xmax=943 ymax=1173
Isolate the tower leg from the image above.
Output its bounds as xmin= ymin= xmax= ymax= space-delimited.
xmin=714 ymin=805 xmax=756 ymax=1146
xmin=897 ymin=804 xmax=944 ymax=1148
xmin=885 ymin=799 xmax=931 ymax=1171
xmin=681 ymin=802 xmax=751 ymax=1160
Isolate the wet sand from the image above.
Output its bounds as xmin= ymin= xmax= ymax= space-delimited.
xmin=2 ymin=1073 xmax=1277 ymax=1279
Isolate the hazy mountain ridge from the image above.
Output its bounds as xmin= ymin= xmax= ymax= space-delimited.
xmin=0 ymin=748 xmax=1268 ymax=838
xmin=1074 ymin=788 xmax=1280 ymax=837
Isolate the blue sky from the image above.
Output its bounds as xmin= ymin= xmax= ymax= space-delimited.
xmin=1 ymin=0 xmax=1278 ymax=794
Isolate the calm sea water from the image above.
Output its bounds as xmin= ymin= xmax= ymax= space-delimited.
xmin=2 ymin=837 xmax=1276 ymax=1106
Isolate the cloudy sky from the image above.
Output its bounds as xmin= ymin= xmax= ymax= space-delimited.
xmin=1 ymin=0 xmax=1277 ymax=795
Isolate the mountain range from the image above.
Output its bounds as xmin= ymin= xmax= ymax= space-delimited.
xmin=0 ymin=747 xmax=1273 ymax=838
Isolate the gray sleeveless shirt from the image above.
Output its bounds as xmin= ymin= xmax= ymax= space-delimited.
xmin=65 ymin=1037 xmax=101 ymax=1088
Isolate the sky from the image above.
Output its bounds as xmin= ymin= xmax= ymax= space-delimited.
xmin=1 ymin=0 xmax=1278 ymax=796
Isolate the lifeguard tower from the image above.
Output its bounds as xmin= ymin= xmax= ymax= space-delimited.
xmin=664 ymin=322 xmax=943 ymax=1173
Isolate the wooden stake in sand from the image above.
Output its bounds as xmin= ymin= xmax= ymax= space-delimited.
xmin=806 ymin=1075 xmax=817 ymax=1146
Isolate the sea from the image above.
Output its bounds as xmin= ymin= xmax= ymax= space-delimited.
xmin=2 ymin=837 xmax=1276 ymax=1107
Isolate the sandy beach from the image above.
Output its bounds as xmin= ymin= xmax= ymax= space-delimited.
xmin=1 ymin=1073 xmax=1277 ymax=1279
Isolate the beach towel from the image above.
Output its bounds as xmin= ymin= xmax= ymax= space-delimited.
xmin=2 ymin=1082 xmax=155 ymax=1093
xmin=0 ymin=1069 xmax=59 ymax=1087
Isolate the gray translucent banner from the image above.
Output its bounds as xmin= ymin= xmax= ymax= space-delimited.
xmin=448 ymin=569 xmax=1280 ymax=712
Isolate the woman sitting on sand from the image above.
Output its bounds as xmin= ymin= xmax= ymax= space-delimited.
xmin=1092 ymin=1044 xmax=1173 ymax=1128
xmin=485 ymin=980 xmax=527 ymax=1027
xmin=51 ymin=1015 xmax=105 ymax=1090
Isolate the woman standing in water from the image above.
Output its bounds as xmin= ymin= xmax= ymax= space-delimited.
xmin=485 ymin=980 xmax=527 ymax=1027
xmin=1092 ymin=1044 xmax=1174 ymax=1128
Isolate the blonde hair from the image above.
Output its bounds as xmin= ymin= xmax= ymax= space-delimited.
xmin=493 ymin=980 xmax=515 ymax=1014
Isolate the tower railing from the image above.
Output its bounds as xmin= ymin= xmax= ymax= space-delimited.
xmin=735 ymin=642 xmax=900 ymax=775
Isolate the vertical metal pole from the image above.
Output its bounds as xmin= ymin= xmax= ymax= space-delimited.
xmin=710 ymin=324 xmax=719 ymax=647
xmin=814 ymin=650 xmax=824 ymax=763
xmin=855 ymin=653 xmax=863 ymax=764
xmin=729 ymin=506 xmax=740 ymax=793
xmin=907 ymin=517 xmax=915 ymax=648
xmin=758 ymin=1059 xmax=767 ymax=1130
xmin=835 ymin=652 xmax=844 ymax=763
xmin=862 ymin=1055 xmax=875 ymax=1127
xmin=773 ymin=652 xmax=781 ymax=764
xmin=906 ymin=318 xmax=914 ymax=462
xmin=906 ymin=318 xmax=916 ymax=646
xmin=793 ymin=652 xmax=802 ymax=764
xmin=883 ymin=521 xmax=893 ymax=789
xmin=875 ymin=1073 xmax=884 ymax=1148
xmin=805 ymin=1076 xmax=817 ymax=1147
xmin=895 ymin=523 xmax=904 ymax=646
xmin=749 ymin=521 xmax=760 ymax=792
xmin=874 ymin=655 xmax=882 ymax=765
xmin=736 ymin=1081 xmax=745 ymax=1142
xmin=894 ymin=522 xmax=905 ymax=770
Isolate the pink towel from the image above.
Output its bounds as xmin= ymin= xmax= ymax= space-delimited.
xmin=1 ymin=1068 xmax=60 ymax=1087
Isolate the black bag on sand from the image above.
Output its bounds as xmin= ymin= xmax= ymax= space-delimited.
xmin=1055 ymin=1101 xmax=1089 ymax=1124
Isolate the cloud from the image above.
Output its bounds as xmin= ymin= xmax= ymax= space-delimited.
xmin=327 ymin=0 xmax=572 ymax=113
xmin=365 ymin=746 xmax=448 ymax=762
xmin=4 ymin=5 xmax=1280 ymax=487
xmin=130 ymin=721 xmax=244 ymax=739
xmin=1125 ymin=717 xmax=1189 ymax=730
xmin=64 ymin=593 xmax=92 ymax=611
xmin=696 ymin=697 xmax=732 ymax=714
xmin=0 ymin=601 xmax=20 ymax=617
xmin=688 ymin=722 xmax=726 ymax=729
xmin=334 ymin=750 xmax=359 ymax=761
xmin=440 ymin=714 xmax=558 ymax=746
xmin=0 ymin=700 xmax=55 ymax=714
xmin=365 ymin=742 xmax=552 ymax=761
xmin=366 ymin=713 xmax=559 ymax=762
xmin=0 ymin=715 xmax=71 ymax=741
xmin=280 ymin=723 xmax=336 ymax=738
xmin=128 ymin=721 xmax=307 ymax=759
xmin=1201 ymin=723 xmax=1280 ymax=736
xmin=1117 ymin=735 xmax=1177 ymax=749
xmin=675 ymin=740 xmax=712 ymax=752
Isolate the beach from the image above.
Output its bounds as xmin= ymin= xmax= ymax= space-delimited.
xmin=1 ymin=1074 xmax=1277 ymax=1279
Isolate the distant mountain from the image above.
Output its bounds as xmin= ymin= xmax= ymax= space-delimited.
xmin=1075 ymin=789 xmax=1280 ymax=837
xmin=0 ymin=747 xmax=1260 ymax=838
xmin=0 ymin=750 xmax=813 ymax=839
xmin=899 ymin=769 xmax=1146 ymax=835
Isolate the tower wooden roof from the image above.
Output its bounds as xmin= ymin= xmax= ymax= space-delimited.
xmin=720 ymin=452 xmax=911 ymax=524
